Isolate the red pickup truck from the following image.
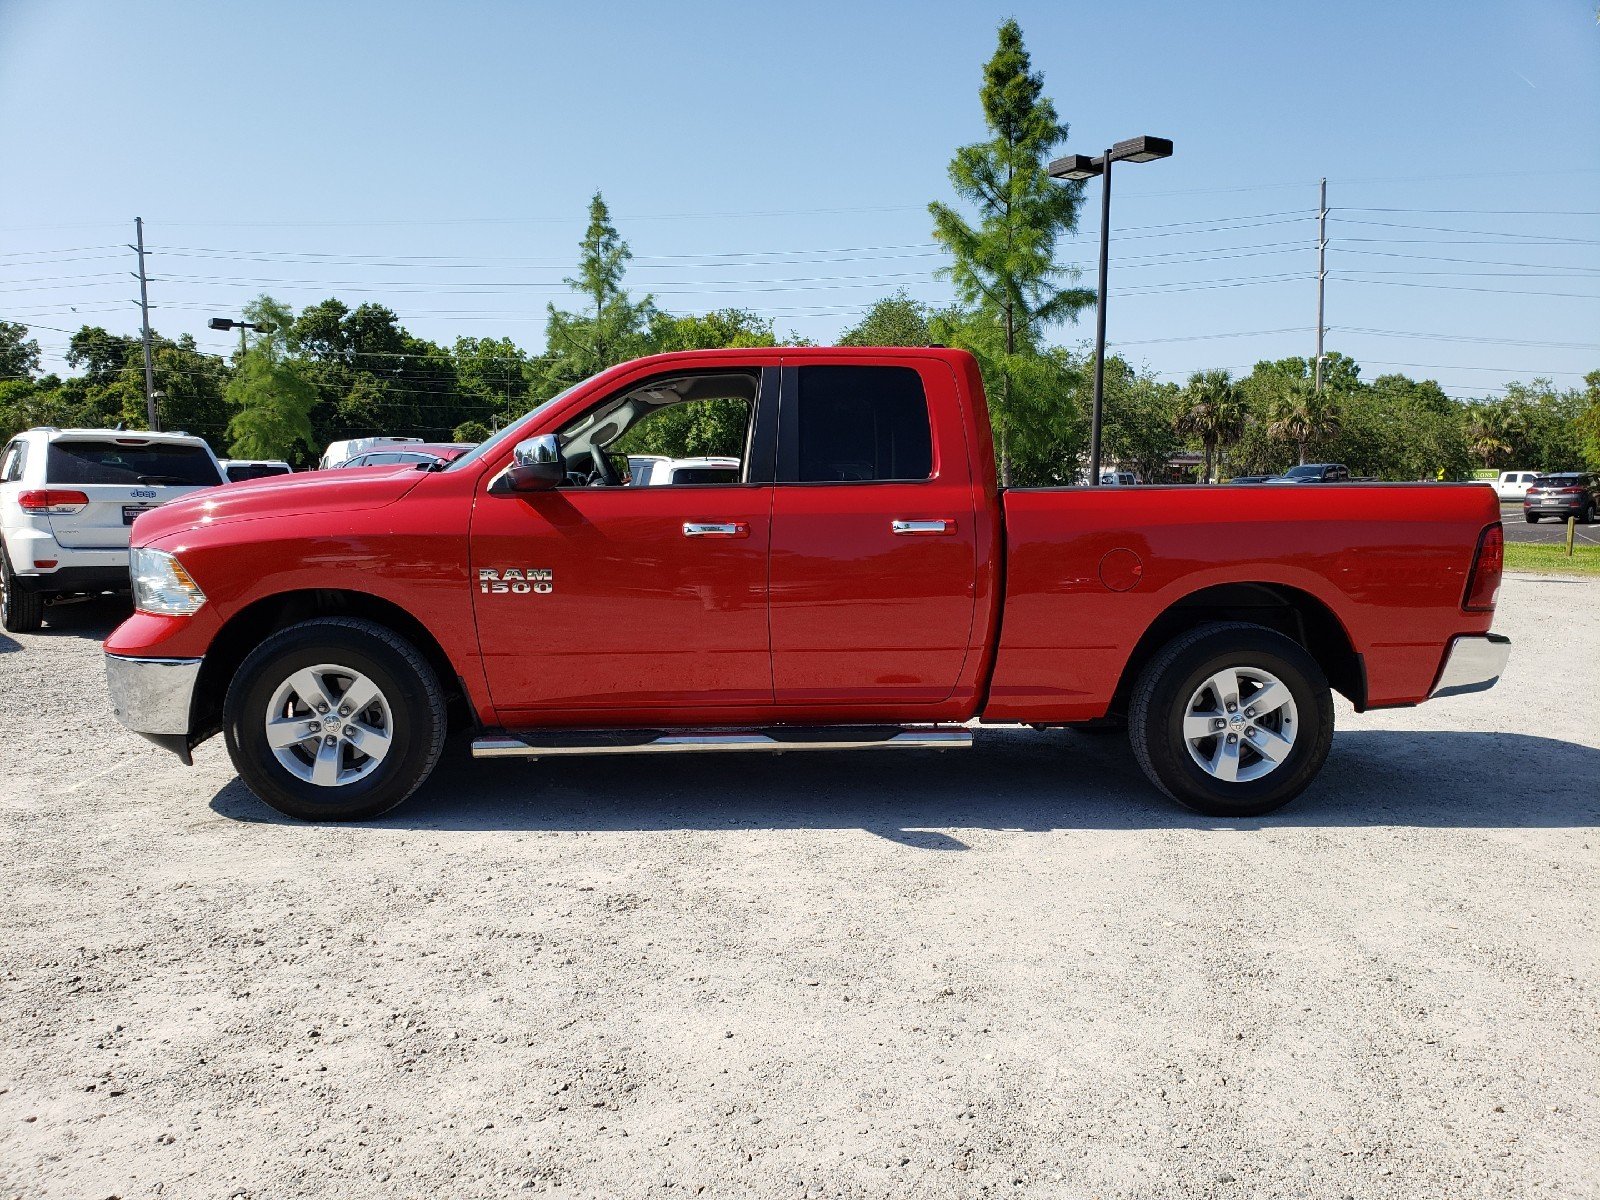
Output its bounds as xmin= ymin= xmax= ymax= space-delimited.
xmin=103 ymin=347 xmax=1509 ymax=822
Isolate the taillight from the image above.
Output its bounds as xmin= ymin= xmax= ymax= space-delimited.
xmin=17 ymin=489 xmax=89 ymax=515
xmin=1526 ymin=487 xmax=1541 ymax=496
xmin=1463 ymin=523 xmax=1503 ymax=612
xmin=1563 ymin=486 xmax=1585 ymax=495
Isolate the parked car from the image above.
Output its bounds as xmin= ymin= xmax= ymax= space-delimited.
xmin=221 ymin=459 xmax=293 ymax=484
xmin=339 ymin=443 xmax=474 ymax=469
xmin=1493 ymin=470 xmax=1541 ymax=501
xmin=1099 ymin=470 xmax=1140 ymax=487
xmin=1229 ymin=475 xmax=1273 ymax=485
xmin=1523 ymin=473 xmax=1597 ymax=523
xmin=318 ymin=437 xmax=423 ymax=470
xmin=1 ymin=427 xmax=224 ymax=631
xmin=1269 ymin=463 xmax=1351 ymax=483
xmin=104 ymin=347 xmax=1508 ymax=824
xmin=632 ymin=456 xmax=742 ymax=486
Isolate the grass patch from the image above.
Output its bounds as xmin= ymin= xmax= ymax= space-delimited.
xmin=1504 ymin=541 xmax=1600 ymax=576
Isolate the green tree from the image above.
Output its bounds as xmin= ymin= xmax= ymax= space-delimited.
xmin=837 ymin=292 xmax=934 ymax=347
xmin=534 ymin=192 xmax=654 ymax=399
xmin=452 ymin=420 xmax=493 ymax=443
xmin=0 ymin=322 xmax=41 ymax=381
xmin=1174 ymin=369 xmax=1246 ymax=483
xmin=1576 ymin=370 xmax=1600 ymax=471
xmin=1463 ymin=402 xmax=1512 ymax=469
xmin=226 ymin=297 xmax=318 ymax=462
xmin=928 ymin=19 xmax=1092 ymax=485
xmin=1269 ymin=377 xmax=1343 ymax=465
xmin=644 ymin=307 xmax=778 ymax=353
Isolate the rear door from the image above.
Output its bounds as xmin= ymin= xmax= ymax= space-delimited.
xmin=767 ymin=359 xmax=979 ymax=706
xmin=44 ymin=436 xmax=222 ymax=548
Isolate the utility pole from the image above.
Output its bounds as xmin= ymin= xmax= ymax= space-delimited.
xmin=131 ymin=217 xmax=160 ymax=431
xmin=1314 ymin=178 xmax=1327 ymax=393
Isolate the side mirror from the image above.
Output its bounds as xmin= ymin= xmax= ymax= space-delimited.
xmin=490 ymin=435 xmax=564 ymax=495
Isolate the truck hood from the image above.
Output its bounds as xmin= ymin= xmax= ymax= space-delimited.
xmin=133 ymin=466 xmax=427 ymax=546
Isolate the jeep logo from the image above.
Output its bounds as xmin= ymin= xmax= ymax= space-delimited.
xmin=479 ymin=567 xmax=553 ymax=595
xmin=130 ymin=489 xmax=157 ymax=499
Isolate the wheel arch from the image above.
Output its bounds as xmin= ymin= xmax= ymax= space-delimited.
xmin=191 ymin=588 xmax=470 ymax=743
xmin=1108 ymin=581 xmax=1365 ymax=718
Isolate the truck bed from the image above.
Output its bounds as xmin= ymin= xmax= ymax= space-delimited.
xmin=983 ymin=483 xmax=1502 ymax=722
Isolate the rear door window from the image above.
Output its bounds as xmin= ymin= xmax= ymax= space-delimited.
xmin=47 ymin=441 xmax=222 ymax=487
xmin=788 ymin=365 xmax=932 ymax=483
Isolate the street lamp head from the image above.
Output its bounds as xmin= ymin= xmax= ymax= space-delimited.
xmin=207 ymin=317 xmax=236 ymax=331
xmin=1048 ymin=154 xmax=1103 ymax=181
xmin=1108 ymin=135 xmax=1174 ymax=164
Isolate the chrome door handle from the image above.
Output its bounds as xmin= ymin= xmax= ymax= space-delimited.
xmin=683 ymin=521 xmax=749 ymax=538
xmin=891 ymin=519 xmax=955 ymax=536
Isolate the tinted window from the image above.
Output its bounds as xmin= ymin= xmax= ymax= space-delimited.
xmin=670 ymin=466 xmax=739 ymax=485
xmin=47 ymin=441 xmax=221 ymax=487
xmin=0 ymin=441 xmax=22 ymax=482
xmin=225 ymin=463 xmax=291 ymax=482
xmin=1533 ymin=475 xmax=1581 ymax=488
xmin=794 ymin=366 xmax=931 ymax=483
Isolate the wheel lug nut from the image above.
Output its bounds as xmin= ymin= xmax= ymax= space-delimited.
xmin=316 ymin=703 xmax=329 ymax=714
xmin=1212 ymin=718 xmax=1226 ymax=731
xmin=339 ymin=706 xmax=350 ymax=717
xmin=1226 ymin=702 xmax=1237 ymax=712
xmin=1226 ymin=733 xmax=1238 ymax=744
xmin=323 ymin=735 xmax=336 ymax=746
xmin=1244 ymin=707 xmax=1255 ymax=717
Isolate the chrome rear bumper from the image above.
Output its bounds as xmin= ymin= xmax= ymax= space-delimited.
xmin=105 ymin=653 xmax=201 ymax=736
xmin=1430 ymin=633 xmax=1511 ymax=699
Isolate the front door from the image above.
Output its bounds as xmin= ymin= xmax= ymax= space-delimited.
xmin=471 ymin=366 xmax=778 ymax=723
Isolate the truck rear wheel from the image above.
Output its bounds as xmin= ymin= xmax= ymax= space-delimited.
xmin=223 ymin=617 xmax=446 ymax=822
xmin=1128 ymin=621 xmax=1333 ymax=818
xmin=1 ymin=549 xmax=45 ymax=634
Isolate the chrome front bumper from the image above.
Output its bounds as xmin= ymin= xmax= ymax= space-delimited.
xmin=105 ymin=653 xmax=201 ymax=736
xmin=1430 ymin=633 xmax=1511 ymax=699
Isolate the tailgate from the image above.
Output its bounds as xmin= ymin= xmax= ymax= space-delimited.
xmin=44 ymin=437 xmax=221 ymax=549
xmin=47 ymin=483 xmax=210 ymax=549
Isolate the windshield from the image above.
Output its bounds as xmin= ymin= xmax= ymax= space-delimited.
xmin=1282 ymin=465 xmax=1323 ymax=479
xmin=444 ymin=382 xmax=583 ymax=473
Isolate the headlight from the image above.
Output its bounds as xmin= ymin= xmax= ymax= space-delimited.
xmin=130 ymin=547 xmax=207 ymax=616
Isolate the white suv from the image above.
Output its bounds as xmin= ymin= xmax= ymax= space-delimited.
xmin=0 ymin=428 xmax=224 ymax=631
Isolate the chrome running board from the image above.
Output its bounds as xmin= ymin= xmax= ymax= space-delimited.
xmin=471 ymin=725 xmax=972 ymax=760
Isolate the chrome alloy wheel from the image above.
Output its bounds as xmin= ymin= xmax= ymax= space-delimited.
xmin=1182 ymin=665 xmax=1298 ymax=784
xmin=264 ymin=664 xmax=394 ymax=788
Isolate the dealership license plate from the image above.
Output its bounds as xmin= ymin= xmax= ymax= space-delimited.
xmin=123 ymin=505 xmax=156 ymax=525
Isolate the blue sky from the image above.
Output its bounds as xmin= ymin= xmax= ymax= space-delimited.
xmin=2 ymin=0 xmax=1596 ymax=397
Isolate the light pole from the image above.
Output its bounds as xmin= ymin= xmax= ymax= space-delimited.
xmin=1048 ymin=136 xmax=1173 ymax=485
xmin=208 ymin=315 xmax=265 ymax=359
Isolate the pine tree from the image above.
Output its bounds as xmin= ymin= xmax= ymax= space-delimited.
xmin=929 ymin=20 xmax=1093 ymax=485
xmin=535 ymin=192 xmax=653 ymax=398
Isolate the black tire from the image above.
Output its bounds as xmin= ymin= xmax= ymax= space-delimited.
xmin=1 ymin=548 xmax=45 ymax=634
xmin=1128 ymin=621 xmax=1334 ymax=818
xmin=1525 ymin=514 xmax=1539 ymax=524
xmin=1583 ymin=504 xmax=1595 ymax=525
xmin=223 ymin=617 xmax=446 ymax=822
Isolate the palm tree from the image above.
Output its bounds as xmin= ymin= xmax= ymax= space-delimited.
xmin=1464 ymin=402 xmax=1513 ymax=469
xmin=1173 ymin=369 xmax=1246 ymax=483
xmin=1268 ymin=378 xmax=1342 ymax=465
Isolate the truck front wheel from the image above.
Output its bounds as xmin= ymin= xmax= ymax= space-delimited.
xmin=223 ymin=617 xmax=447 ymax=822
xmin=1128 ymin=622 xmax=1334 ymax=818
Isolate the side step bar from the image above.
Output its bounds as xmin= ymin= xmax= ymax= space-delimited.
xmin=471 ymin=725 xmax=973 ymax=760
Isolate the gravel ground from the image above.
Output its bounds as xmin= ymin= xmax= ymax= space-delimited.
xmin=1 ymin=576 xmax=1596 ymax=1199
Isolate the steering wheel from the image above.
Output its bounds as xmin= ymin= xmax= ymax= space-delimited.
xmin=589 ymin=446 xmax=621 ymax=487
